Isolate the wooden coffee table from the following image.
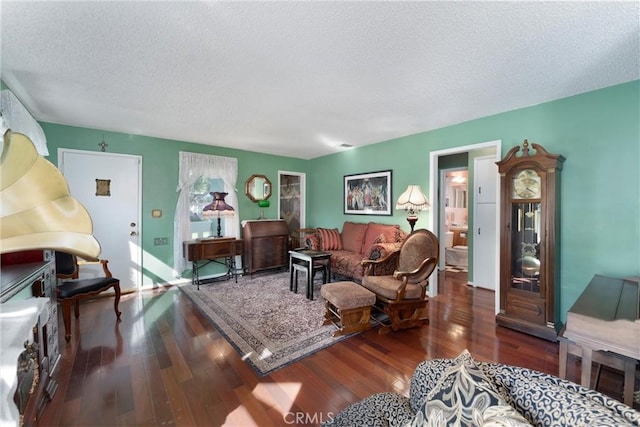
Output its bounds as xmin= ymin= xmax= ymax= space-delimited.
xmin=288 ymin=249 xmax=331 ymax=300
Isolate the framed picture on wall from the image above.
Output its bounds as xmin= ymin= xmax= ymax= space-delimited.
xmin=344 ymin=170 xmax=392 ymax=215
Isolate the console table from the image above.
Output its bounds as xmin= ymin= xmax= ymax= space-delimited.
xmin=183 ymin=238 xmax=243 ymax=289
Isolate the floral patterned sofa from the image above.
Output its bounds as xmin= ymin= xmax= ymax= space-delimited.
xmin=306 ymin=221 xmax=407 ymax=282
xmin=324 ymin=350 xmax=640 ymax=426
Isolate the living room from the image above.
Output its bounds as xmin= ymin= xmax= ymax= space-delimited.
xmin=6 ymin=76 xmax=636 ymax=321
xmin=1 ymin=1 xmax=639 ymax=426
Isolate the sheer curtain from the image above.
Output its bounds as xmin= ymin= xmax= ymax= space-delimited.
xmin=1 ymin=89 xmax=48 ymax=155
xmin=173 ymin=151 xmax=238 ymax=276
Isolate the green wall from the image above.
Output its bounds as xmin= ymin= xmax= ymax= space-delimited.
xmin=307 ymin=80 xmax=640 ymax=321
xmin=8 ymin=79 xmax=639 ymax=323
xmin=40 ymin=123 xmax=308 ymax=285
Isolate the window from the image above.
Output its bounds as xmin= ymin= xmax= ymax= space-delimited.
xmin=173 ymin=152 xmax=238 ymax=276
xmin=189 ymin=176 xmax=224 ymax=239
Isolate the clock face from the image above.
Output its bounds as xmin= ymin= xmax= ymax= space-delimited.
xmin=512 ymin=169 xmax=541 ymax=199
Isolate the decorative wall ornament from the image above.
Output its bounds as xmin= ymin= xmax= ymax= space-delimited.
xmin=95 ymin=179 xmax=111 ymax=196
xmin=98 ymin=136 xmax=108 ymax=152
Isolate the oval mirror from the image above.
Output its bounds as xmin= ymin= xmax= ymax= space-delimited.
xmin=245 ymin=174 xmax=272 ymax=202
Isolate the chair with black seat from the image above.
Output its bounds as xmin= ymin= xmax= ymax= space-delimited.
xmin=55 ymin=251 xmax=121 ymax=342
xmin=361 ymin=229 xmax=439 ymax=334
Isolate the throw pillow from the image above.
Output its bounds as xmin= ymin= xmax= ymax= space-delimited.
xmin=364 ymin=233 xmax=387 ymax=259
xmin=406 ymin=350 xmax=520 ymax=427
xmin=363 ymin=222 xmax=399 ymax=251
xmin=481 ymin=405 xmax=532 ymax=426
xmin=396 ymin=228 xmax=409 ymax=243
xmin=305 ymin=234 xmax=320 ymax=251
xmin=341 ymin=221 xmax=368 ymax=253
xmin=317 ymin=228 xmax=342 ymax=251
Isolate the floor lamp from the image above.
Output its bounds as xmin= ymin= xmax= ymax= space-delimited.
xmin=396 ymin=185 xmax=430 ymax=232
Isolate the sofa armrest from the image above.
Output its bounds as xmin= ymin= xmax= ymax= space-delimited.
xmin=362 ymin=248 xmax=400 ymax=277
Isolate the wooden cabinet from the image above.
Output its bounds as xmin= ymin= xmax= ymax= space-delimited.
xmin=184 ymin=238 xmax=243 ymax=261
xmin=0 ymin=249 xmax=60 ymax=425
xmin=242 ymin=220 xmax=289 ymax=277
xmin=495 ymin=140 xmax=564 ymax=341
xmin=450 ymin=227 xmax=468 ymax=247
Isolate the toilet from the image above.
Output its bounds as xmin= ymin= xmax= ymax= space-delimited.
xmin=444 ymin=231 xmax=468 ymax=267
xmin=444 ymin=231 xmax=454 ymax=249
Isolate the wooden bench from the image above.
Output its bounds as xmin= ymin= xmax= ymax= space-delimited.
xmin=320 ymin=281 xmax=375 ymax=337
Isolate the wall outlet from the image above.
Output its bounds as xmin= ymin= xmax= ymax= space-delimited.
xmin=154 ymin=237 xmax=169 ymax=245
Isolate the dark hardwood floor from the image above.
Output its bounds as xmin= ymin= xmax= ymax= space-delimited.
xmin=38 ymin=270 xmax=635 ymax=426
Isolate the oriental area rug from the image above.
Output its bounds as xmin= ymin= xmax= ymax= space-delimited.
xmin=178 ymin=272 xmax=349 ymax=376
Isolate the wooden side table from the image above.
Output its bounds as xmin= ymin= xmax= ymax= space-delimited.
xmin=289 ymin=249 xmax=331 ymax=300
xmin=183 ymin=238 xmax=243 ymax=289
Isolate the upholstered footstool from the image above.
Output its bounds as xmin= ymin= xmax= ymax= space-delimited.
xmin=321 ymin=281 xmax=376 ymax=337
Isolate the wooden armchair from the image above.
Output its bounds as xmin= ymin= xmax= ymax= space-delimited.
xmin=361 ymin=229 xmax=439 ymax=333
xmin=55 ymin=251 xmax=121 ymax=342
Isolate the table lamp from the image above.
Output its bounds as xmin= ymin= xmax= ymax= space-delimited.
xmin=395 ymin=185 xmax=430 ymax=232
xmin=257 ymin=199 xmax=270 ymax=219
xmin=203 ymin=192 xmax=234 ymax=237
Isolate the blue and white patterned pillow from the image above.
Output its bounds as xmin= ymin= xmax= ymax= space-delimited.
xmin=409 ymin=349 xmax=479 ymax=412
xmin=406 ymin=350 xmax=531 ymax=427
xmin=482 ymin=362 xmax=640 ymax=426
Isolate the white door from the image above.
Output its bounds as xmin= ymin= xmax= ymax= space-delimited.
xmin=472 ymin=156 xmax=497 ymax=290
xmin=475 ymin=156 xmax=497 ymax=204
xmin=473 ymin=203 xmax=497 ymax=289
xmin=59 ymin=149 xmax=142 ymax=292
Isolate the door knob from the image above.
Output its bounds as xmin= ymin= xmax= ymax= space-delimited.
xmin=130 ymin=231 xmax=138 ymax=236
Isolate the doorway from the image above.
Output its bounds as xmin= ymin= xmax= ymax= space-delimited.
xmin=440 ymin=168 xmax=469 ymax=273
xmin=277 ymin=171 xmax=306 ymax=239
xmin=428 ymin=140 xmax=501 ymax=314
xmin=59 ymin=149 xmax=142 ymax=292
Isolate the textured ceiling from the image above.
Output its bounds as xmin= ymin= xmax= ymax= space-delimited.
xmin=1 ymin=1 xmax=638 ymax=159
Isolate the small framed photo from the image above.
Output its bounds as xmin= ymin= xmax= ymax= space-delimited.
xmin=344 ymin=170 xmax=392 ymax=215
xmin=95 ymin=179 xmax=111 ymax=197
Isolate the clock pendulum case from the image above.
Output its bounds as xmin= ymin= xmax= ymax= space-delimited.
xmin=495 ymin=140 xmax=564 ymax=341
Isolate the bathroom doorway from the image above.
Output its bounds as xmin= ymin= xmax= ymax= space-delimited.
xmin=440 ymin=168 xmax=469 ymax=275
xmin=428 ymin=140 xmax=502 ymax=314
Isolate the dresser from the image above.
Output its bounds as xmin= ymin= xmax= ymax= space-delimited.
xmin=242 ymin=220 xmax=289 ymax=277
xmin=1 ymin=249 xmax=60 ymax=426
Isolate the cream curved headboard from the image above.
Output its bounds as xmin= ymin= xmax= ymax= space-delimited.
xmin=0 ymin=130 xmax=101 ymax=260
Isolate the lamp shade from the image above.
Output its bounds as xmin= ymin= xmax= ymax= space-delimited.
xmin=257 ymin=199 xmax=270 ymax=208
xmin=395 ymin=185 xmax=430 ymax=213
xmin=203 ymin=192 xmax=234 ymax=213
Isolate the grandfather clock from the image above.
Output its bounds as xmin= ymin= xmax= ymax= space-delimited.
xmin=495 ymin=140 xmax=564 ymax=341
